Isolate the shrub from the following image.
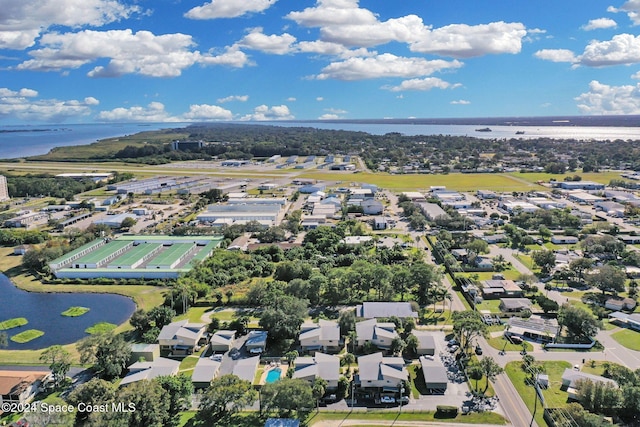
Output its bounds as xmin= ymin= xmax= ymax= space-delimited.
xmin=436 ymin=405 xmax=458 ymax=417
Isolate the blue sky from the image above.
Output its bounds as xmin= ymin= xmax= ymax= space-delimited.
xmin=1 ymin=0 xmax=640 ymax=124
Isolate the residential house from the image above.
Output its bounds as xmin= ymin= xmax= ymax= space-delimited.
xmin=550 ymin=235 xmax=579 ymax=245
xmin=481 ymin=234 xmax=508 ymax=244
xmin=481 ymin=280 xmax=523 ymax=299
xmin=499 ymin=298 xmax=533 ymax=313
xmin=120 ymin=357 xmax=180 ymax=386
xmin=355 ymin=319 xmax=398 ymax=350
xmin=292 ymin=352 xmax=340 ymax=389
xmin=419 ymin=357 xmax=448 ymax=393
xmin=299 ymin=320 xmax=341 ymax=353
xmin=507 ymin=316 xmax=559 ymax=343
xmin=608 ymin=312 xmax=640 ymax=331
xmin=561 ymin=368 xmax=618 ymax=400
xmin=245 ymin=330 xmax=268 ymax=354
xmin=604 ymin=298 xmax=637 ymax=311
xmin=209 ymin=330 xmax=236 ymax=353
xmin=356 ymin=302 xmax=418 ymax=319
xmin=356 ymin=352 xmax=408 ymax=391
xmin=411 ymin=331 xmax=436 ymax=356
xmin=0 ymin=370 xmax=50 ymax=407
xmin=192 ymin=359 xmax=221 ymax=389
xmin=158 ymin=320 xmax=207 ymax=354
xmin=232 ymin=356 xmax=261 ymax=383
xmin=129 ymin=343 xmax=160 ymax=364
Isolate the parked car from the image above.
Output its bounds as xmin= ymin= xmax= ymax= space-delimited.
xmin=380 ymin=396 xmax=396 ymax=404
xmin=447 ymin=339 xmax=459 ymax=347
xmin=475 ymin=346 xmax=483 ymax=355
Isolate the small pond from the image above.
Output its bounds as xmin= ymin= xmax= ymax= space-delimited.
xmin=0 ymin=274 xmax=136 ymax=349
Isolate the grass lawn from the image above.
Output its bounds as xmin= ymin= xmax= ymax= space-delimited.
xmin=474 ymin=299 xmax=502 ymax=313
xmin=611 ymin=328 xmax=640 ymax=351
xmin=0 ymin=317 xmax=28 ymax=330
xmin=306 ymin=411 xmax=507 ymax=426
xmin=85 ymin=322 xmax=117 ymax=334
xmin=179 ymin=356 xmax=199 ymax=372
xmin=486 ymin=336 xmax=533 ymax=353
xmin=407 ymin=364 xmax=426 ymax=398
xmin=10 ymin=329 xmax=44 ymax=343
xmin=299 ymin=171 xmax=537 ymax=192
xmin=175 ymin=306 xmax=214 ymax=323
xmin=505 ymin=360 xmax=571 ymax=427
xmin=61 ymin=306 xmax=90 ymax=317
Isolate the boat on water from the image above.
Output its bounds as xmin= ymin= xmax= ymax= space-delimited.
xmin=475 ymin=127 xmax=492 ymax=132
xmin=516 ymin=131 xmax=525 ymax=135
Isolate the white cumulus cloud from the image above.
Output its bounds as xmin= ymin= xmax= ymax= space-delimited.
xmin=0 ymin=87 xmax=98 ymax=122
xmin=451 ymin=100 xmax=471 ymax=105
xmin=575 ymin=80 xmax=640 ymax=114
xmin=238 ymin=28 xmax=296 ymax=55
xmin=0 ymin=0 xmax=140 ymax=50
xmin=582 ymin=18 xmax=618 ymax=30
xmin=609 ymin=1 xmax=640 ymax=25
xmin=217 ymin=95 xmax=249 ymax=103
xmin=240 ymin=104 xmax=294 ymax=121
xmin=580 ymin=33 xmax=640 ymax=66
xmin=383 ymin=77 xmax=460 ymax=92
xmin=97 ymin=102 xmax=180 ymax=122
xmin=315 ymin=53 xmax=463 ymax=81
xmin=409 ymin=22 xmax=528 ymax=58
xmin=182 ymin=104 xmax=233 ymax=121
xmin=185 ymin=0 xmax=277 ymax=19
xmin=15 ymin=29 xmax=250 ymax=77
xmin=287 ymin=1 xmax=528 ymax=58
xmin=534 ymin=49 xmax=578 ymax=63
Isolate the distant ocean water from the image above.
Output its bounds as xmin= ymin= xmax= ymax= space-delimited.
xmin=0 ymin=120 xmax=639 ymax=160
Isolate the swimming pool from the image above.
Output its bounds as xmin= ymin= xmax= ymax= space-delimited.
xmin=265 ymin=368 xmax=282 ymax=383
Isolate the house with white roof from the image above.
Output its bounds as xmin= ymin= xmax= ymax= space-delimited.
xmin=356 ymin=352 xmax=408 ymax=391
xmin=293 ymin=352 xmax=340 ymax=389
xmin=356 ymin=302 xmax=418 ymax=319
xmin=120 ymin=357 xmax=180 ymax=386
xmin=158 ymin=320 xmax=207 ymax=354
xmin=232 ymin=356 xmax=261 ymax=383
xmin=355 ymin=319 xmax=398 ymax=350
xmin=209 ymin=330 xmax=236 ymax=353
xmin=299 ymin=320 xmax=341 ymax=353
xmin=192 ymin=358 xmax=221 ymax=389
xmin=561 ymin=368 xmax=618 ymax=400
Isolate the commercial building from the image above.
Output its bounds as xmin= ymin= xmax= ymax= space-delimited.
xmin=49 ymin=235 xmax=222 ymax=279
xmin=197 ymin=204 xmax=282 ymax=226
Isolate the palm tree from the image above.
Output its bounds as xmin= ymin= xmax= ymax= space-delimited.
xmin=312 ymin=377 xmax=328 ymax=411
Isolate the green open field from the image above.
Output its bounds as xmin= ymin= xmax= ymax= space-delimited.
xmin=299 ymin=171 xmax=541 ymax=192
xmin=505 ymin=360 xmax=572 ymax=427
xmin=0 ymin=317 xmax=28 ymax=330
xmin=506 ymin=171 xmax=624 ymax=185
xmin=611 ymin=328 xmax=640 ymax=351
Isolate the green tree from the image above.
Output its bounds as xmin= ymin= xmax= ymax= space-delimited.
xmin=155 ymin=374 xmax=194 ymax=427
xmin=113 ymin=379 xmax=171 ymax=427
xmin=148 ymin=305 xmax=176 ymax=329
xmin=468 ymin=364 xmax=483 ymax=392
xmin=40 ymin=345 xmax=72 ymax=387
xmin=558 ymin=304 xmax=602 ymax=339
xmin=568 ymin=257 xmax=594 ymax=284
xmin=452 ymin=311 xmax=488 ymax=353
xmin=77 ymin=332 xmax=132 ymax=380
xmin=478 ymin=356 xmax=503 ymax=393
xmin=390 ymin=337 xmax=406 ymax=356
xmin=586 ymin=264 xmax=627 ymax=295
xmin=261 ymin=378 xmax=315 ymax=420
xmin=410 ymin=261 xmax=443 ymax=306
xmin=197 ymin=374 xmax=257 ymax=423
xmin=120 ymin=216 xmax=137 ymax=229
xmin=67 ymin=378 xmax=116 ymax=423
xmin=259 ymin=295 xmax=308 ymax=342
xmin=531 ymin=249 xmax=556 ymax=275
xmin=312 ymin=377 xmax=328 ymax=411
